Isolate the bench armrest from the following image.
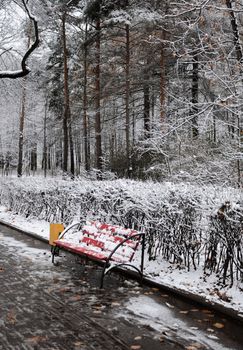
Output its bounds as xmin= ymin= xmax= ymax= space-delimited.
xmin=58 ymin=222 xmax=83 ymax=240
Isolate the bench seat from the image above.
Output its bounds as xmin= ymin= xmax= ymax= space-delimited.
xmin=51 ymin=221 xmax=145 ymax=288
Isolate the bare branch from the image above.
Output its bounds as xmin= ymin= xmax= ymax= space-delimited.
xmin=0 ymin=0 xmax=39 ymax=79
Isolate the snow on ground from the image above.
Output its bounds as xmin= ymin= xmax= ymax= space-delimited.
xmin=117 ymin=294 xmax=232 ymax=350
xmin=0 ymin=205 xmax=243 ymax=319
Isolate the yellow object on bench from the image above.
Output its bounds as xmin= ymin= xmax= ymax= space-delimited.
xmin=49 ymin=223 xmax=65 ymax=246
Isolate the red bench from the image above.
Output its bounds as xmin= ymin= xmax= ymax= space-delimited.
xmin=51 ymin=221 xmax=145 ymax=288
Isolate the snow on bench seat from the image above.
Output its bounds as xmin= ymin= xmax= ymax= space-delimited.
xmin=52 ymin=239 xmax=109 ymax=262
xmin=54 ymin=221 xmax=139 ymax=262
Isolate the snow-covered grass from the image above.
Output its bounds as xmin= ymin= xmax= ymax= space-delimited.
xmin=0 ymin=176 xmax=242 ymax=315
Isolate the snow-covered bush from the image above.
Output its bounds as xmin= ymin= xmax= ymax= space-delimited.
xmin=0 ymin=177 xmax=242 ymax=286
xmin=205 ymin=202 xmax=243 ymax=286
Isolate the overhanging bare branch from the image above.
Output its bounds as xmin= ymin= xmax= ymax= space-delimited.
xmin=0 ymin=0 xmax=39 ymax=79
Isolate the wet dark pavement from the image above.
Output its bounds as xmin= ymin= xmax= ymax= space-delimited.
xmin=0 ymin=224 xmax=243 ymax=350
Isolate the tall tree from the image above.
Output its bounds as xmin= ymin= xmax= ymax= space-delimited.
xmin=83 ymin=21 xmax=91 ymax=171
xmin=125 ymin=20 xmax=131 ymax=176
xmin=61 ymin=10 xmax=75 ymax=176
xmin=17 ymin=77 xmax=27 ymax=177
xmin=85 ymin=0 xmax=103 ymax=175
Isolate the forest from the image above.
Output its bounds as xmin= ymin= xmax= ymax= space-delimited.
xmin=0 ymin=0 xmax=242 ymax=186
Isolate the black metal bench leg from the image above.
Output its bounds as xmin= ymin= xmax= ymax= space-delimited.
xmin=100 ymin=261 xmax=109 ymax=288
xmin=52 ymin=250 xmax=55 ymax=264
xmin=51 ymin=246 xmax=59 ymax=264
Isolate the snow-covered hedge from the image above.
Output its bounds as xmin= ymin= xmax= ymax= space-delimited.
xmin=0 ymin=177 xmax=242 ymax=287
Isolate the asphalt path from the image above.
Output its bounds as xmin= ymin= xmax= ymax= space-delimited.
xmin=0 ymin=224 xmax=243 ymax=350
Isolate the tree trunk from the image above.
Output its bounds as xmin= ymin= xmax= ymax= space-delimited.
xmin=226 ymin=0 xmax=243 ymax=187
xmin=62 ymin=12 xmax=70 ymax=174
xmin=17 ymin=77 xmax=27 ymax=177
xmin=191 ymin=54 xmax=199 ymax=138
xmin=83 ymin=22 xmax=90 ymax=172
xmin=17 ymin=25 xmax=31 ymax=177
xmin=69 ymin=123 xmax=75 ymax=178
xmin=226 ymin=0 xmax=242 ymax=62
xmin=95 ymin=18 xmax=103 ymax=176
xmin=160 ymin=47 xmax=166 ymax=123
xmin=30 ymin=145 xmax=37 ymax=172
xmin=143 ymin=79 xmax=150 ymax=138
xmin=125 ymin=23 xmax=131 ymax=177
xmin=43 ymin=100 xmax=47 ymax=177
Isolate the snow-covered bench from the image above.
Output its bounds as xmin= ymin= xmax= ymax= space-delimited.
xmin=51 ymin=221 xmax=145 ymax=288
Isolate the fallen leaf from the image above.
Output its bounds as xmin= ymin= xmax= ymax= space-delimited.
xmin=93 ymin=303 xmax=103 ymax=309
xmin=179 ymin=310 xmax=189 ymax=314
xmin=134 ymin=336 xmax=142 ymax=340
xmin=6 ymin=310 xmax=16 ymax=325
xmin=213 ymin=322 xmax=224 ymax=329
xmin=201 ymin=309 xmax=212 ymax=314
xmin=93 ymin=310 xmax=102 ymax=314
xmin=190 ymin=308 xmax=199 ymax=312
xmin=69 ymin=295 xmax=82 ymax=302
xmin=111 ymin=302 xmax=121 ymax=307
xmin=130 ymin=345 xmax=141 ymax=350
xmin=185 ymin=343 xmax=203 ymax=350
xmin=26 ymin=336 xmax=47 ymax=345
xmin=59 ymin=287 xmax=71 ymax=293
xmin=74 ymin=341 xmax=85 ymax=347
xmin=0 ymin=267 xmax=4 ymax=272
